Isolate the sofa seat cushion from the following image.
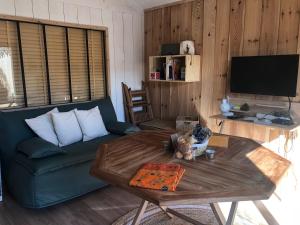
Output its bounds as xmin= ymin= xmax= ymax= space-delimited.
xmin=14 ymin=134 xmax=120 ymax=176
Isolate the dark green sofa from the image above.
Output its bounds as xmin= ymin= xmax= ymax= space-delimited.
xmin=0 ymin=98 xmax=139 ymax=208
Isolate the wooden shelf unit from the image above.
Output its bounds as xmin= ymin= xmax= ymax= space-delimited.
xmin=149 ymin=55 xmax=201 ymax=82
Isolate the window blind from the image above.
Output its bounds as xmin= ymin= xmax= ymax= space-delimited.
xmin=0 ymin=21 xmax=24 ymax=108
xmin=0 ymin=18 xmax=107 ymax=110
xmin=45 ymin=26 xmax=70 ymax=104
xmin=68 ymin=28 xmax=89 ymax=102
xmin=20 ymin=23 xmax=48 ymax=106
xmin=88 ymin=30 xmax=106 ymax=99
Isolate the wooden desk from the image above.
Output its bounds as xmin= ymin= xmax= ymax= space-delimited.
xmin=90 ymin=131 xmax=290 ymax=225
xmin=211 ymin=114 xmax=300 ymax=158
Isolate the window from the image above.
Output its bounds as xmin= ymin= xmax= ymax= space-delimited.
xmin=45 ymin=26 xmax=70 ymax=104
xmin=0 ymin=21 xmax=24 ymax=108
xmin=0 ymin=18 xmax=107 ymax=109
xmin=20 ymin=22 xmax=49 ymax=106
xmin=68 ymin=28 xmax=89 ymax=102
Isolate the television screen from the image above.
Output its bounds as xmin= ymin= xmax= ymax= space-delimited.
xmin=230 ymin=54 xmax=299 ymax=97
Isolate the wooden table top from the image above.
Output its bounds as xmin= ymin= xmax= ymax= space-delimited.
xmin=90 ymin=131 xmax=290 ymax=206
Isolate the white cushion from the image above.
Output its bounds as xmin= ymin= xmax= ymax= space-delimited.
xmin=25 ymin=108 xmax=59 ymax=145
xmin=51 ymin=110 xmax=83 ymax=147
xmin=75 ymin=106 xmax=109 ymax=142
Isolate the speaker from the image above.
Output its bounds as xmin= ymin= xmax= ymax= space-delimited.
xmin=161 ymin=43 xmax=180 ymax=56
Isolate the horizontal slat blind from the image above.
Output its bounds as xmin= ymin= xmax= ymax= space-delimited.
xmin=68 ymin=28 xmax=89 ymax=102
xmin=0 ymin=19 xmax=107 ymax=110
xmin=0 ymin=21 xmax=24 ymax=108
xmin=46 ymin=26 xmax=70 ymax=104
xmin=88 ymin=30 xmax=106 ymax=99
xmin=20 ymin=23 xmax=48 ymax=106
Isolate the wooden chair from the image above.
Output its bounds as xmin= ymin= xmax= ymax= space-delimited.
xmin=122 ymin=82 xmax=175 ymax=131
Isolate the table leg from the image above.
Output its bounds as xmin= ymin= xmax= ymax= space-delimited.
xmin=253 ymin=200 xmax=279 ymax=225
xmin=166 ymin=208 xmax=205 ymax=225
xmin=210 ymin=203 xmax=226 ymax=225
xmin=159 ymin=206 xmax=173 ymax=219
xmin=132 ymin=200 xmax=148 ymax=225
xmin=226 ymin=202 xmax=238 ymax=225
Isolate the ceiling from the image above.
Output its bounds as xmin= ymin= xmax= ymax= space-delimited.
xmin=133 ymin=0 xmax=180 ymax=9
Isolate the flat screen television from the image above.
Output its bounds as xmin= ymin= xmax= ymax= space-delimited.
xmin=230 ymin=54 xmax=299 ymax=97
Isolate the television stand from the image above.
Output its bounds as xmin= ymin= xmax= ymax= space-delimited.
xmin=210 ymin=112 xmax=300 ymax=158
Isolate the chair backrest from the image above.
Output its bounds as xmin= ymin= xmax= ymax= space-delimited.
xmin=122 ymin=82 xmax=154 ymax=125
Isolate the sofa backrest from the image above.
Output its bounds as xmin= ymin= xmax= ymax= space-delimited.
xmin=0 ymin=97 xmax=117 ymax=174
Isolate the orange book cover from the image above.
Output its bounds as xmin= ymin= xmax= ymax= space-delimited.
xmin=129 ymin=163 xmax=185 ymax=192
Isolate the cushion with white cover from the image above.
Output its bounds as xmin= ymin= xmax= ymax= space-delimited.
xmin=75 ymin=106 xmax=109 ymax=142
xmin=51 ymin=110 xmax=83 ymax=147
xmin=25 ymin=108 xmax=59 ymax=145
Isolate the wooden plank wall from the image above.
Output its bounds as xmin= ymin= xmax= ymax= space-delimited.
xmin=145 ymin=1 xmax=203 ymax=121
xmin=145 ymin=0 xmax=300 ymax=142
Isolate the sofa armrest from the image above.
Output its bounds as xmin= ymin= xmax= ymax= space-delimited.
xmin=106 ymin=122 xmax=140 ymax=135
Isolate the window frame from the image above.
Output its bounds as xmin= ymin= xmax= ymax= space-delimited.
xmin=0 ymin=14 xmax=110 ymax=110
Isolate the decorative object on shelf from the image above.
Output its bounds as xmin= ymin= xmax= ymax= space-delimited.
xmin=220 ymin=98 xmax=233 ymax=116
xmin=180 ymin=40 xmax=195 ymax=55
xmin=149 ymin=72 xmax=160 ymax=80
xmin=240 ymin=103 xmax=250 ymax=111
xmin=161 ymin=43 xmax=180 ymax=55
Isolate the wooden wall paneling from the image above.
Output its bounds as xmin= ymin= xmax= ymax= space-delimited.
xmin=236 ymin=0 xmax=264 ymax=137
xmin=276 ymin=0 xmax=300 ymax=102
xmin=181 ymin=2 xmax=194 ymax=116
xmin=227 ymin=0 xmax=246 ymax=101
xmin=192 ymin=0 xmax=204 ymax=55
xmin=149 ymin=9 xmax=162 ymax=119
xmin=211 ymin=0 xmax=231 ymax=131
xmin=229 ymin=0 xmax=246 ymax=57
xmin=162 ymin=7 xmax=172 ymax=44
xmin=277 ymin=0 xmax=300 ymax=54
xmin=242 ymin=0 xmax=263 ymax=56
xmin=160 ymin=7 xmax=172 ymax=119
xmin=200 ymin=0 xmax=217 ymax=129
xmin=181 ymin=2 xmax=193 ymax=41
xmin=255 ymin=0 xmax=281 ymax=103
xmin=259 ymin=0 xmax=281 ymax=55
xmin=168 ymin=5 xmax=183 ymax=120
xmin=144 ymin=0 xmax=300 ymax=142
xmin=191 ymin=0 xmax=204 ymax=118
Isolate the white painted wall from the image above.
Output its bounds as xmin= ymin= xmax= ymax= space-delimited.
xmin=0 ymin=0 xmax=145 ymax=121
